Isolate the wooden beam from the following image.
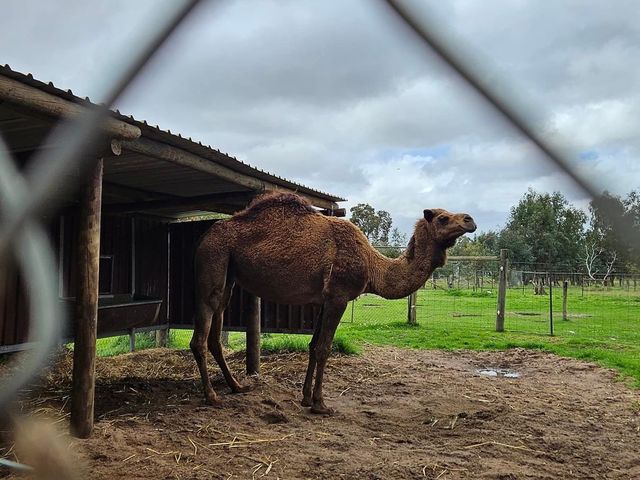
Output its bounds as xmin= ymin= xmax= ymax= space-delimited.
xmin=70 ymin=158 xmax=103 ymax=438
xmin=103 ymin=191 xmax=254 ymax=214
xmin=0 ymin=76 xmax=141 ymax=140
xmin=245 ymin=294 xmax=261 ymax=376
xmin=448 ymin=255 xmax=499 ymax=261
xmin=319 ymin=207 xmax=346 ymax=217
xmin=102 ymin=181 xmax=178 ymax=203
xmin=121 ymin=137 xmax=339 ymax=211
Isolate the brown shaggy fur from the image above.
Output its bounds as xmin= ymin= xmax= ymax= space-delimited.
xmin=190 ymin=192 xmax=476 ymax=413
xmin=234 ymin=191 xmax=317 ymax=220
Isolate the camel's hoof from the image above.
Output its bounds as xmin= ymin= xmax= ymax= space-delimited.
xmin=204 ymin=396 xmax=222 ymax=407
xmin=231 ymin=383 xmax=254 ymax=394
xmin=310 ymin=404 xmax=335 ymax=415
xmin=300 ymin=397 xmax=312 ymax=407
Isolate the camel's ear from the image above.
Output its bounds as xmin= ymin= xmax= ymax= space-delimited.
xmin=423 ymin=209 xmax=435 ymax=222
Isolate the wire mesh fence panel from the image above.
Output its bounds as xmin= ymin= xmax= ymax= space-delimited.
xmin=342 ymin=293 xmax=408 ymax=326
xmin=504 ymin=264 xmax=640 ymax=341
xmin=416 ymin=260 xmax=500 ymax=334
xmin=504 ymin=264 xmax=554 ymax=335
xmin=339 ymin=255 xmax=639 ymax=347
xmin=561 ymin=274 xmax=640 ymax=346
xmin=338 ymin=257 xmax=502 ymax=335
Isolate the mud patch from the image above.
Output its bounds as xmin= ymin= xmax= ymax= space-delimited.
xmin=476 ymin=367 xmax=521 ymax=378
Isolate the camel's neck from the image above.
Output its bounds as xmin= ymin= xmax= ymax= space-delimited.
xmin=366 ymin=220 xmax=446 ymax=299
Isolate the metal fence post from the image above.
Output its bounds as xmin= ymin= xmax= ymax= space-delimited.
xmin=562 ymin=280 xmax=568 ymax=321
xmin=549 ymin=273 xmax=554 ymax=336
xmin=495 ymin=249 xmax=508 ymax=332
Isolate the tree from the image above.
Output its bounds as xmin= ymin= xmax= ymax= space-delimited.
xmin=587 ymin=190 xmax=640 ymax=274
xmin=498 ymin=189 xmax=586 ymax=268
xmin=349 ymin=203 xmax=393 ymax=244
xmin=384 ymin=227 xmax=408 ymax=258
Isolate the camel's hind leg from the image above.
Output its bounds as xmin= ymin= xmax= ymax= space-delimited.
xmin=191 ymin=299 xmax=219 ymax=405
xmin=191 ymin=250 xmax=230 ymax=405
xmin=310 ymin=297 xmax=348 ymax=415
xmin=207 ymin=279 xmax=251 ymax=393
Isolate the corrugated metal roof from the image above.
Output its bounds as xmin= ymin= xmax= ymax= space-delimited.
xmin=0 ymin=64 xmax=345 ymax=203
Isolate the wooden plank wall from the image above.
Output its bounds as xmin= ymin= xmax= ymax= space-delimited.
xmin=1 ymin=214 xmax=169 ymax=349
xmin=0 ymin=217 xmax=59 ymax=348
xmin=134 ymin=217 xmax=169 ymax=324
xmin=0 ymin=262 xmax=30 ymax=347
xmin=61 ymin=213 xmax=132 ymax=298
xmin=168 ymin=220 xmax=214 ymax=327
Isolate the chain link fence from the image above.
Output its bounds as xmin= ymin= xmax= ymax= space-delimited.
xmin=0 ymin=1 xmax=203 ymax=471
xmin=0 ymin=0 xmax=637 ymax=473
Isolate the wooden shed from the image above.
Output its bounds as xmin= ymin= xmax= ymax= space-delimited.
xmin=0 ymin=65 xmax=345 ymax=437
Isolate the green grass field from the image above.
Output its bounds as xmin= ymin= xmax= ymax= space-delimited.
xmin=97 ymin=282 xmax=640 ymax=387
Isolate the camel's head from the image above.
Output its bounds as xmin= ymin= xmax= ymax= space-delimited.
xmin=423 ymin=208 xmax=476 ymax=249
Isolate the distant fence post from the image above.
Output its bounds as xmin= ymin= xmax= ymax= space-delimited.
xmin=549 ymin=273 xmax=554 ymax=335
xmin=495 ymin=249 xmax=508 ymax=332
xmin=407 ymin=290 xmax=417 ymax=325
xmin=562 ymin=281 xmax=568 ymax=321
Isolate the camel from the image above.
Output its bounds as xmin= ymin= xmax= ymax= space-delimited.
xmin=191 ymin=192 xmax=476 ymax=414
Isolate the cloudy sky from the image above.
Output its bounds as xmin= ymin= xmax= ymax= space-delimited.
xmin=2 ymin=0 xmax=639 ymax=236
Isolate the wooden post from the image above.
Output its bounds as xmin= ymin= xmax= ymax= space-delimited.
xmin=155 ymin=223 xmax=169 ymax=348
xmin=221 ymin=330 xmax=229 ymax=347
xmin=495 ymin=249 xmax=508 ymax=332
xmin=245 ymin=293 xmax=261 ymax=375
xmin=407 ymin=291 xmax=417 ymax=325
xmin=129 ymin=329 xmax=136 ymax=352
xmin=156 ymin=328 xmax=168 ymax=347
xmin=70 ymin=158 xmax=103 ymax=439
xmin=562 ymin=281 xmax=568 ymax=321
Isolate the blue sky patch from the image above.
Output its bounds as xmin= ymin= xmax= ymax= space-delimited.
xmin=579 ymin=150 xmax=599 ymax=161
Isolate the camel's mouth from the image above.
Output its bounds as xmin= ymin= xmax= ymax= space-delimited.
xmin=461 ymin=215 xmax=477 ymax=233
xmin=463 ymin=221 xmax=477 ymax=233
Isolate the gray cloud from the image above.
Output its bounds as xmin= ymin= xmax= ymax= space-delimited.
xmin=1 ymin=0 xmax=638 ymax=237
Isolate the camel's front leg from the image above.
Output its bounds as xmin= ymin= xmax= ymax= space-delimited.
xmin=310 ymin=298 xmax=347 ymax=415
xmin=301 ymin=315 xmax=323 ymax=407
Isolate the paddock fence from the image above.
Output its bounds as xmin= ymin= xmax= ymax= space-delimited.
xmin=347 ymin=249 xmax=639 ymax=345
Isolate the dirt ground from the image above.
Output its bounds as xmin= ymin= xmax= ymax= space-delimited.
xmin=2 ymin=346 xmax=640 ymax=479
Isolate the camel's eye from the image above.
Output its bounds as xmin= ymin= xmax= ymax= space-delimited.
xmin=439 ymin=216 xmax=449 ymax=225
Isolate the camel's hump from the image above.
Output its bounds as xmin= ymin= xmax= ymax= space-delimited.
xmin=234 ymin=191 xmax=317 ymax=219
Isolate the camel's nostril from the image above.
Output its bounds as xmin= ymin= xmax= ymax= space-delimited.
xmin=464 ymin=215 xmax=474 ymax=223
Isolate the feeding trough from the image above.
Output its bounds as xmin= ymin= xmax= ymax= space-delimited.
xmin=63 ymin=294 xmax=163 ymax=337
